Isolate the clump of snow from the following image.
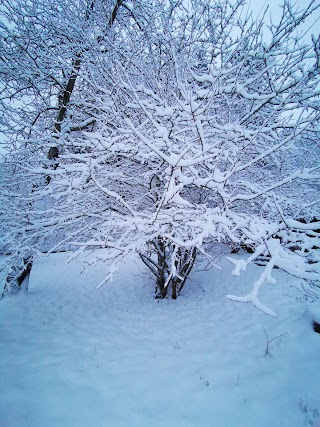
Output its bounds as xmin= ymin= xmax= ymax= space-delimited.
xmin=0 ymin=252 xmax=319 ymax=427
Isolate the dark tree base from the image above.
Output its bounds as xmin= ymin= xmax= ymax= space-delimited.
xmin=2 ymin=258 xmax=33 ymax=298
xmin=313 ymin=321 xmax=320 ymax=334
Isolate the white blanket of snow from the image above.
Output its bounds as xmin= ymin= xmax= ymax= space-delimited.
xmin=0 ymin=252 xmax=319 ymax=427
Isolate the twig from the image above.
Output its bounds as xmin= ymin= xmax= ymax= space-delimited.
xmin=263 ymin=327 xmax=287 ymax=356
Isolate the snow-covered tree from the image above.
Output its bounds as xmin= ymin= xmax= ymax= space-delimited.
xmin=1 ymin=0 xmax=319 ymax=315
xmin=0 ymin=0 xmax=151 ymax=291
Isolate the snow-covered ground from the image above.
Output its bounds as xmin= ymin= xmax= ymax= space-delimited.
xmin=0 ymin=252 xmax=319 ymax=427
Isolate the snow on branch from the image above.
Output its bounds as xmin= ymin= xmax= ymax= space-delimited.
xmin=1 ymin=0 xmax=319 ymax=307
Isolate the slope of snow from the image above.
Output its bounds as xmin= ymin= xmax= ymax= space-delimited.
xmin=0 ymin=252 xmax=319 ymax=427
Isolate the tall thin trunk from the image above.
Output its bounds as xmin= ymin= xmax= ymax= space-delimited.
xmin=5 ymin=1 xmax=125 ymax=296
xmin=48 ymin=0 xmax=124 ymax=161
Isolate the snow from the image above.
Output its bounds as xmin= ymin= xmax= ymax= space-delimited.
xmin=0 ymin=252 xmax=319 ymax=427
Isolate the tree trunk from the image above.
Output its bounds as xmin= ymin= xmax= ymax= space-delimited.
xmin=5 ymin=1 xmax=125 ymax=295
xmin=48 ymin=0 xmax=124 ymax=161
xmin=140 ymin=238 xmax=197 ymax=299
xmin=2 ymin=257 xmax=33 ymax=298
